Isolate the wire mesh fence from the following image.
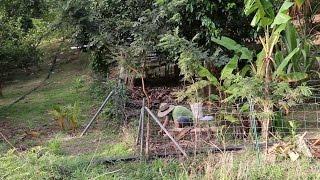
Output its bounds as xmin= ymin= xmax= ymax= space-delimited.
xmin=136 ymin=80 xmax=320 ymax=158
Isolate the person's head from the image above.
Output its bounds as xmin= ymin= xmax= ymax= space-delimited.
xmin=157 ymin=103 xmax=175 ymax=118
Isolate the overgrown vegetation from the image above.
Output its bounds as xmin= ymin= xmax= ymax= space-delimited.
xmin=1 ymin=147 xmax=320 ymax=179
xmin=0 ymin=0 xmax=319 ymax=179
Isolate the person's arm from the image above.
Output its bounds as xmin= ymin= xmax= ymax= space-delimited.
xmin=163 ymin=115 xmax=170 ymax=128
xmin=158 ymin=115 xmax=170 ymax=134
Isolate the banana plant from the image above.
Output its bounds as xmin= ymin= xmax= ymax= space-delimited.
xmin=201 ymin=0 xmax=312 ymax=142
xmin=282 ymin=22 xmax=318 ymax=74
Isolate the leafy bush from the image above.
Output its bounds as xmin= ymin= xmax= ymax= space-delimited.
xmin=0 ymin=1 xmax=48 ymax=96
xmin=60 ymin=0 xmax=255 ymax=77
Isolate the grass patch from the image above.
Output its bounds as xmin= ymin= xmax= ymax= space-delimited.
xmin=2 ymin=147 xmax=319 ymax=179
xmin=0 ymin=55 xmax=95 ymax=128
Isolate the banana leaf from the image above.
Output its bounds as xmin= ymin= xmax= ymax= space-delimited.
xmin=240 ymin=65 xmax=252 ymax=77
xmin=256 ymin=49 xmax=266 ymax=77
xmin=221 ymin=55 xmax=239 ymax=80
xmin=271 ymin=1 xmax=294 ymax=28
xmin=273 ymin=47 xmax=300 ymax=78
xmin=284 ymin=22 xmax=298 ymax=52
xmin=211 ymin=36 xmax=252 ymax=60
xmin=198 ymin=66 xmax=219 ymax=86
xmin=244 ymin=0 xmax=274 ymax=27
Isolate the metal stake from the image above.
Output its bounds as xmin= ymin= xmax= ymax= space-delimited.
xmin=144 ymin=107 xmax=188 ymax=158
xmin=140 ymin=99 xmax=145 ymax=158
xmin=80 ymin=90 xmax=114 ymax=137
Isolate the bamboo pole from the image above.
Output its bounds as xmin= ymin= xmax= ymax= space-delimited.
xmin=144 ymin=107 xmax=188 ymax=158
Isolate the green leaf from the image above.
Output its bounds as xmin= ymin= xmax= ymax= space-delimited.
xmin=271 ymin=13 xmax=292 ymax=28
xmin=209 ymin=94 xmax=219 ymax=101
xmin=198 ymin=66 xmax=219 ymax=86
xmin=240 ymin=103 xmax=250 ymax=112
xmin=156 ymin=0 xmax=165 ymax=5
xmin=284 ymin=22 xmax=298 ymax=52
xmin=275 ymin=51 xmax=284 ymax=66
xmin=240 ymin=65 xmax=252 ymax=77
xmin=260 ymin=0 xmax=275 ymax=17
xmin=279 ymin=72 xmax=308 ymax=82
xmin=275 ymin=23 xmax=288 ymax=35
xmin=244 ymin=0 xmax=274 ymax=27
xmin=271 ymin=1 xmax=294 ymax=28
xmin=279 ymin=1 xmax=294 ymax=12
xmin=211 ymin=36 xmax=238 ymax=50
xmin=256 ymin=50 xmax=266 ymax=77
xmin=260 ymin=17 xmax=273 ymax=26
xmin=273 ymin=47 xmax=300 ymax=78
xmin=212 ymin=36 xmax=252 ymax=60
xmin=295 ymin=0 xmax=305 ymax=8
xmin=224 ymin=115 xmax=239 ymax=124
xmin=244 ymin=0 xmax=258 ymax=15
xmin=221 ymin=55 xmax=238 ymax=80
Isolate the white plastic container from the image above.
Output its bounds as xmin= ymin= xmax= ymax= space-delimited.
xmin=190 ymin=102 xmax=203 ymax=121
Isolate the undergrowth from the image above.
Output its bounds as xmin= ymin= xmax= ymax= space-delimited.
xmin=1 ymin=146 xmax=320 ymax=180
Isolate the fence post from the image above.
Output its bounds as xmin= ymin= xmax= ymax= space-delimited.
xmin=140 ymin=99 xmax=145 ymax=159
xmin=146 ymin=109 xmax=150 ymax=159
xmin=249 ymin=99 xmax=260 ymax=163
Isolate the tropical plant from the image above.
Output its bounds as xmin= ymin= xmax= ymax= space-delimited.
xmin=282 ymin=22 xmax=318 ymax=74
xmin=196 ymin=0 xmax=313 ymax=142
xmin=49 ymin=102 xmax=80 ymax=132
xmin=49 ymin=106 xmax=67 ymax=130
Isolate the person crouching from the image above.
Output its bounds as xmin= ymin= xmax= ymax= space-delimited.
xmin=157 ymin=103 xmax=193 ymax=134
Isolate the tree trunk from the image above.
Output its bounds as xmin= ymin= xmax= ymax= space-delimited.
xmin=261 ymin=106 xmax=270 ymax=139
xmin=262 ymin=57 xmax=272 ymax=150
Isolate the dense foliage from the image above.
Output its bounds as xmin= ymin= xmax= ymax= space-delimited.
xmin=0 ymin=0 xmax=53 ymax=96
xmin=192 ymin=0 xmax=317 ymax=140
xmin=60 ymin=0 xmax=255 ymax=76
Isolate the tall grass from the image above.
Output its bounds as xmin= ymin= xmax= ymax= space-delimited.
xmin=184 ymin=151 xmax=320 ymax=180
xmin=1 ymin=146 xmax=319 ymax=179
